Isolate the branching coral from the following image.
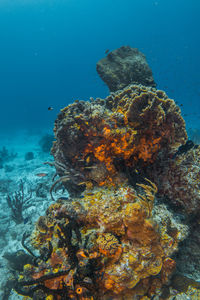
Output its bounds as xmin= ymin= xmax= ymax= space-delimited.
xmin=6 ymin=180 xmax=32 ymax=224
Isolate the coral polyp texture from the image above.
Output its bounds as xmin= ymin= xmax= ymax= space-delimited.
xmin=96 ymin=46 xmax=156 ymax=92
xmin=13 ymin=182 xmax=188 ymax=299
xmin=153 ymin=144 xmax=200 ymax=214
xmin=51 ymin=84 xmax=187 ymax=196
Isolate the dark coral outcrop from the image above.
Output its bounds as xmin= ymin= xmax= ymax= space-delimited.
xmin=151 ymin=144 xmax=200 ymax=214
xmin=96 ymin=46 xmax=156 ymax=92
xmin=51 ymin=84 xmax=187 ymax=196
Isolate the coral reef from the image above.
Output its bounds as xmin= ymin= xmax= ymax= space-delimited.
xmin=6 ymin=49 xmax=200 ymax=298
xmin=152 ymin=204 xmax=189 ymax=257
xmin=12 ymin=181 xmax=188 ymax=299
xmin=175 ymin=220 xmax=200 ymax=280
xmin=169 ymin=286 xmax=200 ymax=300
xmin=167 ymin=274 xmax=200 ymax=299
xmin=150 ymin=144 xmax=200 ymax=214
xmin=51 ymin=84 xmax=187 ymax=196
xmin=96 ymin=46 xmax=156 ymax=92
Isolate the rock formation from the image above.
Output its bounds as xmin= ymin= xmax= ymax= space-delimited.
xmin=96 ymin=46 xmax=156 ymax=92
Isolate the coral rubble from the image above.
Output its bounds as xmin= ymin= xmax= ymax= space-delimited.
xmin=6 ymin=180 xmax=32 ymax=224
xmin=96 ymin=46 xmax=156 ymax=92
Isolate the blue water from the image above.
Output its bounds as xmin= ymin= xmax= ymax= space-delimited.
xmin=0 ymin=2 xmax=200 ymax=298
xmin=0 ymin=0 xmax=199 ymax=133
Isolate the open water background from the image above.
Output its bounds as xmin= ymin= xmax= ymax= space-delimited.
xmin=0 ymin=0 xmax=199 ymax=134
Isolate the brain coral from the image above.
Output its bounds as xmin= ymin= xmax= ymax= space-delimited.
xmin=51 ymin=84 xmax=187 ymax=196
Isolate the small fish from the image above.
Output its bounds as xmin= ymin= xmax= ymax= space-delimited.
xmin=78 ymin=182 xmax=86 ymax=185
xmin=83 ymin=277 xmax=93 ymax=284
xmin=62 ymin=177 xmax=70 ymax=182
xmin=23 ymin=217 xmax=29 ymax=224
xmin=58 ymin=196 xmax=69 ymax=201
xmin=105 ymin=49 xmax=110 ymax=54
xmin=175 ymin=101 xmax=183 ymax=107
xmin=173 ymin=140 xmax=195 ymax=158
xmin=35 ymin=173 xmax=48 ymax=177
xmin=101 ymin=271 xmax=105 ymax=280
xmin=48 ymin=106 xmax=54 ymax=111
xmin=86 ymin=192 xmax=94 ymax=196
xmin=64 ymin=269 xmax=75 ymax=288
xmin=77 ymin=250 xmax=87 ymax=259
xmin=84 ymin=166 xmax=97 ymax=169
